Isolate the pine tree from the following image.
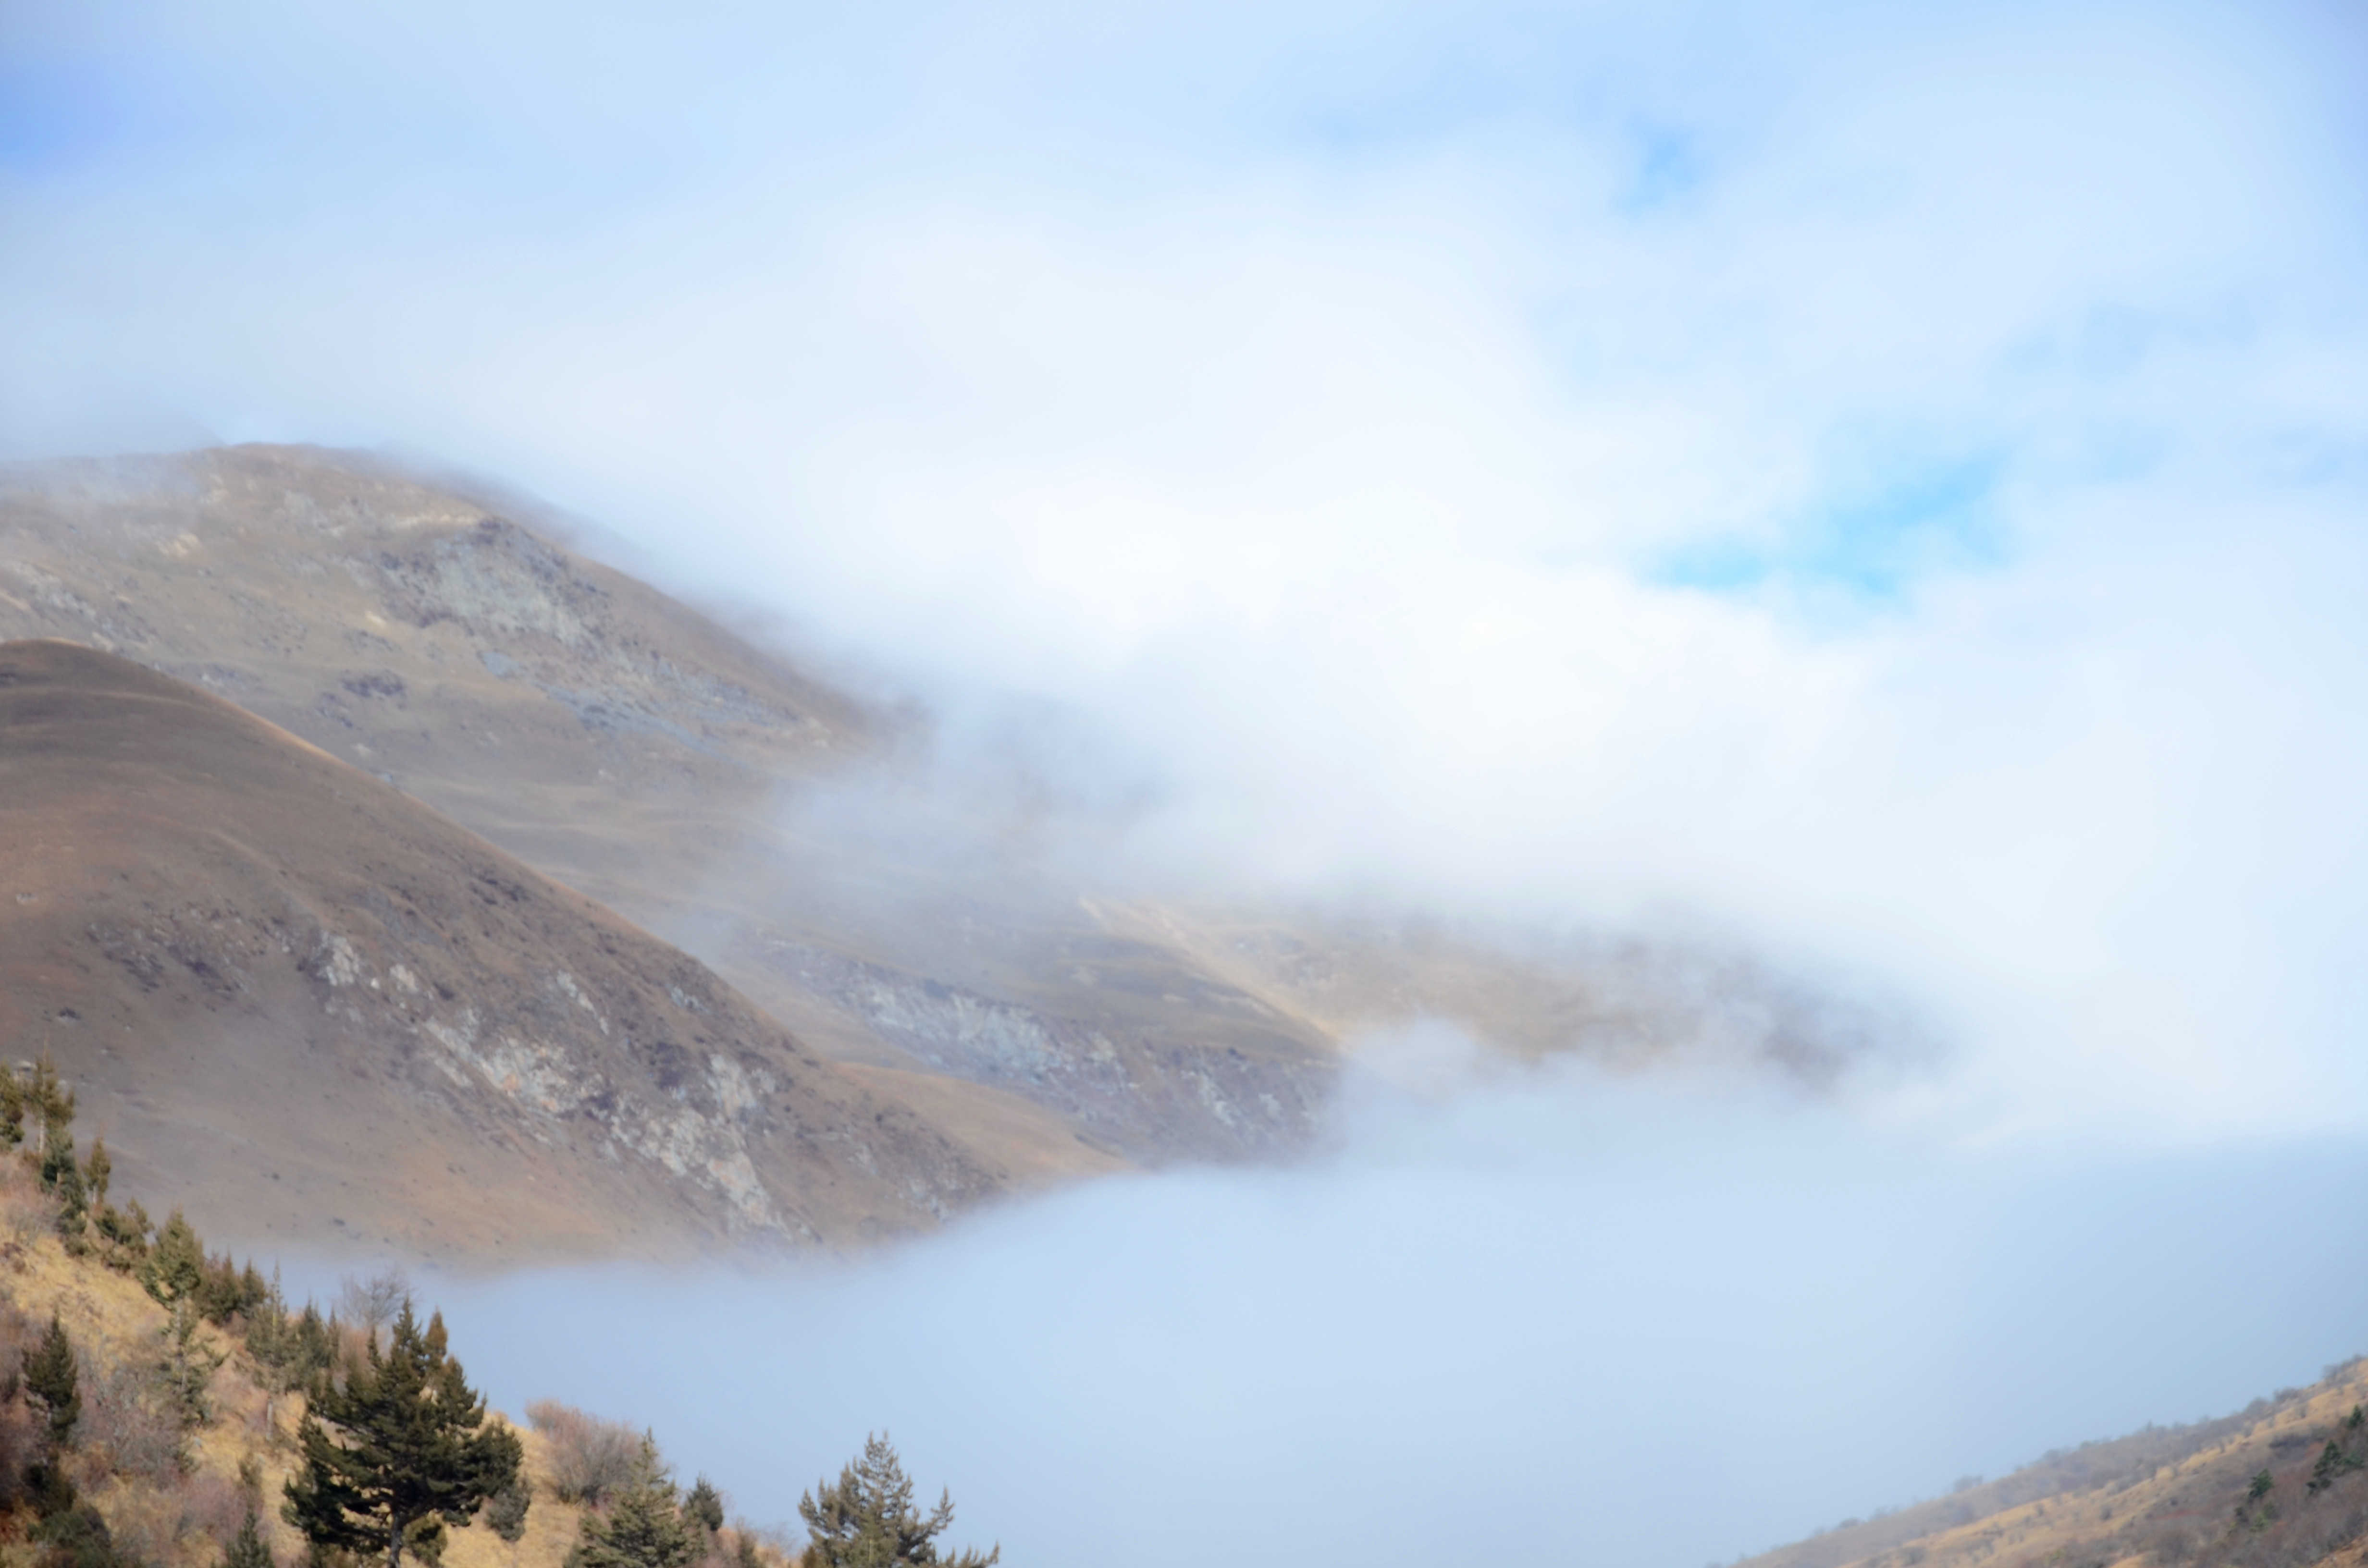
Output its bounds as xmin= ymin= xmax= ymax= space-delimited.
xmin=567 ymin=1435 xmax=700 ymax=1568
xmin=0 ymin=1064 xmax=24 ymax=1148
xmin=281 ymin=1303 xmax=522 ymax=1568
xmin=682 ymin=1478 xmax=725 ymax=1535
xmin=50 ymin=1150 xmax=88 ymax=1246
xmin=246 ymin=1270 xmax=321 ymax=1433
xmin=223 ymin=1510 xmax=275 ymax=1568
xmin=159 ymin=1298 xmax=228 ymax=1429
xmin=141 ymin=1210 xmax=205 ymax=1307
xmin=796 ymin=1435 xmax=998 ymax=1568
xmin=26 ymin=1056 xmax=74 ymax=1159
xmin=84 ymin=1139 xmax=111 ymax=1207
xmin=25 ymin=1312 xmax=81 ymax=1449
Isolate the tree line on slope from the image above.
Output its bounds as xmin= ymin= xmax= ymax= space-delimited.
xmin=0 ymin=1057 xmax=997 ymax=1568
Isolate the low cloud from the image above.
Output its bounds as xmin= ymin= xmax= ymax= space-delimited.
xmin=12 ymin=9 xmax=2368 ymax=1552
xmin=12 ymin=0 xmax=2357 ymax=1137
xmin=370 ymin=1070 xmax=2368 ymax=1568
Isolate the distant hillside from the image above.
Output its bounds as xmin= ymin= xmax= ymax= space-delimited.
xmin=0 ymin=638 xmax=1011 ymax=1261
xmin=1736 ymin=1364 xmax=2368 ymax=1568
xmin=0 ymin=445 xmax=1872 ymax=1195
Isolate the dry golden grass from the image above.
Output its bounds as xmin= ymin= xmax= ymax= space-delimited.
xmin=1737 ymin=1361 xmax=2368 ymax=1568
xmin=0 ymin=1160 xmax=615 ymax=1568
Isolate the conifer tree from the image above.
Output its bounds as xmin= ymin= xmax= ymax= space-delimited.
xmin=141 ymin=1210 xmax=205 ymax=1307
xmin=222 ymin=1511 xmax=275 ymax=1568
xmin=282 ymin=1304 xmax=522 ymax=1568
xmin=95 ymin=1196 xmax=151 ymax=1265
xmin=51 ymin=1150 xmax=87 ymax=1245
xmin=796 ymin=1435 xmax=997 ymax=1568
xmin=84 ymin=1139 xmax=110 ymax=1207
xmin=25 ymin=1312 xmax=81 ymax=1449
xmin=566 ymin=1435 xmax=700 ymax=1568
xmin=246 ymin=1271 xmax=324 ymax=1432
xmin=160 ymin=1298 xmax=228 ymax=1429
xmin=682 ymin=1478 xmax=725 ymax=1536
xmin=25 ymin=1056 xmax=73 ymax=1158
xmin=0 ymin=1065 xmax=25 ymax=1148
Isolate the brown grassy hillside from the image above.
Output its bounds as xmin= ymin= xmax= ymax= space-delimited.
xmin=1737 ymin=1365 xmax=2368 ymax=1568
xmin=0 ymin=639 xmax=1000 ymax=1261
xmin=0 ymin=1152 xmax=807 ymax=1568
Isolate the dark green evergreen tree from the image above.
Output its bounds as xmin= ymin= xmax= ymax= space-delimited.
xmin=567 ymin=1436 xmax=700 ymax=1568
xmin=796 ymin=1434 xmax=997 ymax=1568
xmin=223 ymin=1511 xmax=276 ymax=1568
xmin=682 ymin=1478 xmax=725 ymax=1535
xmin=94 ymin=1196 xmax=150 ymax=1267
xmin=25 ymin=1312 xmax=81 ymax=1449
xmin=34 ymin=1499 xmax=126 ymax=1568
xmin=160 ymin=1298 xmax=228 ymax=1429
xmin=140 ymin=1209 xmax=205 ymax=1307
xmin=281 ymin=1303 xmax=522 ymax=1568
xmin=246 ymin=1270 xmax=328 ymax=1431
xmin=2237 ymin=1467 xmax=2278 ymax=1532
xmin=0 ymin=1064 xmax=24 ymax=1148
xmin=83 ymin=1139 xmax=110 ymax=1207
xmin=2309 ymin=1406 xmax=2368 ymax=1494
xmin=36 ymin=1066 xmax=84 ymax=1241
xmin=26 ymin=1056 xmax=73 ymax=1161
xmin=50 ymin=1153 xmax=87 ymax=1247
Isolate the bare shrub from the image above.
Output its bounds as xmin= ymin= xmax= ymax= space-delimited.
xmin=176 ymin=1470 xmax=253 ymax=1546
xmin=0 ymin=1166 xmax=56 ymax=1257
xmin=527 ymin=1400 xmax=643 ymax=1507
xmin=103 ymin=1482 xmax=190 ymax=1567
xmin=0 ymin=1294 xmax=37 ymax=1396
xmin=337 ymin=1269 xmax=412 ymax=1340
xmin=0 ymin=1396 xmax=41 ymax=1509
xmin=74 ymin=1356 xmax=186 ymax=1483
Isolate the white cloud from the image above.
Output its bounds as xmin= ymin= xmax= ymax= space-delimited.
xmin=376 ymin=1069 xmax=2368 ymax=1568
xmin=4 ymin=0 xmax=2366 ymax=1136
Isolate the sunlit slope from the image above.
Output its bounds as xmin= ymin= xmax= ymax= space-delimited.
xmin=1739 ymin=1361 xmax=2368 ymax=1568
xmin=0 ymin=1170 xmax=617 ymax=1568
xmin=0 ymin=639 xmax=1002 ymax=1261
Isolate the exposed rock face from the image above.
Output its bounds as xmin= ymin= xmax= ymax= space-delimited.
xmin=0 ymin=639 xmax=996 ymax=1262
xmin=751 ymin=939 xmax=1333 ymax=1164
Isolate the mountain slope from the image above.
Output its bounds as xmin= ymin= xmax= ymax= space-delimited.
xmin=0 ymin=445 xmax=1866 ymax=1184
xmin=1737 ymin=1361 xmax=2368 ymax=1568
xmin=0 ymin=638 xmax=1002 ymax=1262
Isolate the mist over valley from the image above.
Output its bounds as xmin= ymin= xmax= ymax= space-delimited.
xmin=2 ymin=1 xmax=2366 ymax=1566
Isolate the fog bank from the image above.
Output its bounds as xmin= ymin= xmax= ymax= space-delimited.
xmin=345 ymin=1071 xmax=2368 ymax=1568
xmin=12 ymin=0 xmax=2367 ymax=1140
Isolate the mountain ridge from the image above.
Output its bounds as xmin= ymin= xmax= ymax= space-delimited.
xmin=0 ymin=637 xmax=1003 ymax=1262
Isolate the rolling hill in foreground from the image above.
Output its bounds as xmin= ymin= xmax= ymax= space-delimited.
xmin=1738 ymin=1362 xmax=2368 ymax=1568
xmin=0 ymin=638 xmax=1010 ymax=1262
xmin=0 ymin=446 xmax=1875 ymax=1239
